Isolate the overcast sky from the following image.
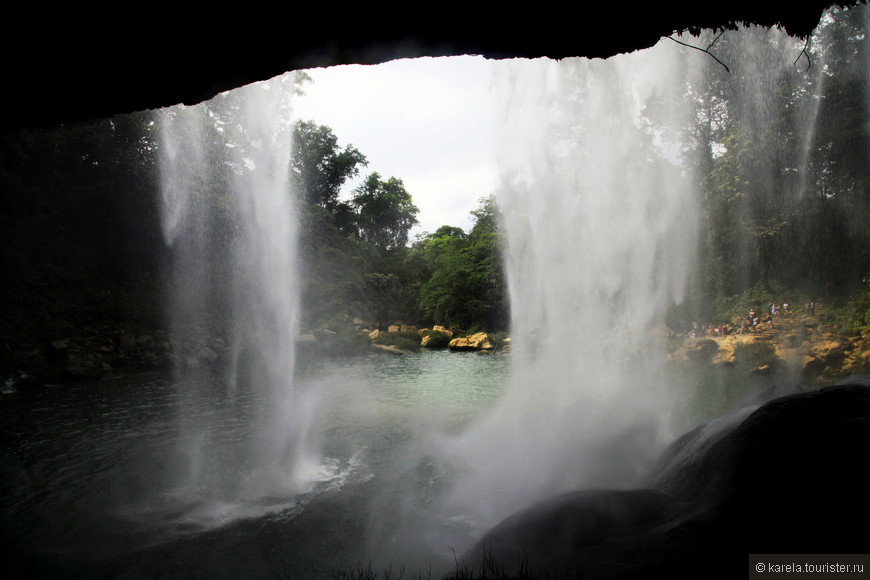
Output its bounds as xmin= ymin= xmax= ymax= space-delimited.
xmin=290 ymin=55 xmax=499 ymax=238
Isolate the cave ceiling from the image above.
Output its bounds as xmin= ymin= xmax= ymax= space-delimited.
xmin=1 ymin=2 xmax=849 ymax=134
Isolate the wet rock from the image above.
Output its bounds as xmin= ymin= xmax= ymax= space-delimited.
xmin=3 ymin=370 xmax=41 ymax=392
xmin=455 ymin=379 xmax=870 ymax=579
xmin=810 ymin=337 xmax=847 ymax=368
xmin=457 ymin=489 xmax=679 ymax=578
xmin=49 ymin=339 xmax=70 ymax=351
xmin=63 ymin=350 xmax=104 ymax=380
xmin=118 ymin=331 xmax=136 ymax=351
xmin=196 ymin=347 xmax=218 ymax=364
xmin=683 ymin=338 xmax=718 ymax=362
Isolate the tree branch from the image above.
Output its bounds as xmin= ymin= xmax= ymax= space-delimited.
xmin=794 ymin=36 xmax=812 ymax=72
xmin=668 ymin=32 xmax=731 ymax=73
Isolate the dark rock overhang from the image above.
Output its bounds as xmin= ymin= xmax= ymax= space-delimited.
xmin=0 ymin=2 xmax=848 ymax=134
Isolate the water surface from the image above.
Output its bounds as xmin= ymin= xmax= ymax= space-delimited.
xmin=1 ymin=350 xmax=509 ymax=578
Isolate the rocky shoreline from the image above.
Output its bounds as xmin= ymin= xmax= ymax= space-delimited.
xmin=4 ymin=305 xmax=867 ymax=391
xmin=0 ymin=320 xmax=509 ymax=390
xmin=668 ymin=304 xmax=870 ymax=385
xmin=2 ymin=326 xmax=203 ymax=390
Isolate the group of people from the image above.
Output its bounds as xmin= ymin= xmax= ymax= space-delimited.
xmin=690 ymin=299 xmax=816 ymax=338
xmin=768 ymin=302 xmax=790 ymax=317
xmin=743 ymin=309 xmax=763 ymax=333
xmin=691 ymin=321 xmax=729 ymax=338
xmin=742 ymin=300 xmax=799 ymax=333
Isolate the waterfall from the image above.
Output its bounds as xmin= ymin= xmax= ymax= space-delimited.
xmin=158 ymin=74 xmax=321 ymax=518
xmin=438 ymin=12 xmax=868 ymax=537
xmin=444 ymin=43 xmax=705 ymax=528
xmin=145 ymin=5 xmax=868 ymax=565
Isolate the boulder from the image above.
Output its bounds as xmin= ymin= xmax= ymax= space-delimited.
xmin=63 ymin=351 xmax=106 ymax=379
xmin=453 ymin=378 xmax=870 ymax=579
xmin=809 ymin=337 xmax=847 ymax=368
xmin=711 ymin=336 xmax=739 ymax=365
xmin=648 ymin=324 xmax=675 ymax=340
xmin=457 ymin=489 xmax=679 ymax=579
xmin=448 ymin=332 xmax=494 ymax=351
xmin=196 ymin=346 xmax=218 ymax=364
xmin=118 ymin=331 xmax=136 ymax=351
xmin=387 ymin=325 xmax=400 ymax=333
xmin=683 ymin=338 xmax=718 ymax=362
xmin=842 ymin=343 xmax=870 ymax=376
xmin=421 ymin=331 xmax=452 ymax=348
xmin=432 ymin=325 xmax=453 ymax=337
xmin=49 ymin=338 xmax=71 ymax=351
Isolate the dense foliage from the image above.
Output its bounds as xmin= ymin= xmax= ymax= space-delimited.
xmin=0 ymin=112 xmax=166 ymax=345
xmin=683 ymin=8 xmax=870 ymax=325
xmin=413 ymin=196 xmax=509 ymax=331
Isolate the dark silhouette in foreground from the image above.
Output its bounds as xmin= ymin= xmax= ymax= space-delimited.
xmin=455 ymin=377 xmax=870 ymax=579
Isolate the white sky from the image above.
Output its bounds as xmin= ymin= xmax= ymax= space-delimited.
xmin=290 ymin=55 xmax=499 ymax=238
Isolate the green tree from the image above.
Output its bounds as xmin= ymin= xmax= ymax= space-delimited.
xmin=291 ymin=120 xmax=367 ymax=213
xmin=0 ymin=110 xmax=167 ymax=343
xmin=416 ymin=195 xmax=509 ymax=331
xmin=291 ymin=124 xmax=424 ymax=328
xmin=466 ymin=194 xmax=509 ymax=330
xmin=417 ymin=225 xmax=471 ymax=326
xmin=351 ymin=172 xmax=419 ymax=251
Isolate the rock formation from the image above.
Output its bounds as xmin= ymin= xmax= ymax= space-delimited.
xmin=448 ymin=332 xmax=494 ymax=351
xmin=454 ymin=377 xmax=870 ymax=579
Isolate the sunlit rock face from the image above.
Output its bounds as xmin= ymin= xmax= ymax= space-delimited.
xmin=448 ymin=332 xmax=494 ymax=351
